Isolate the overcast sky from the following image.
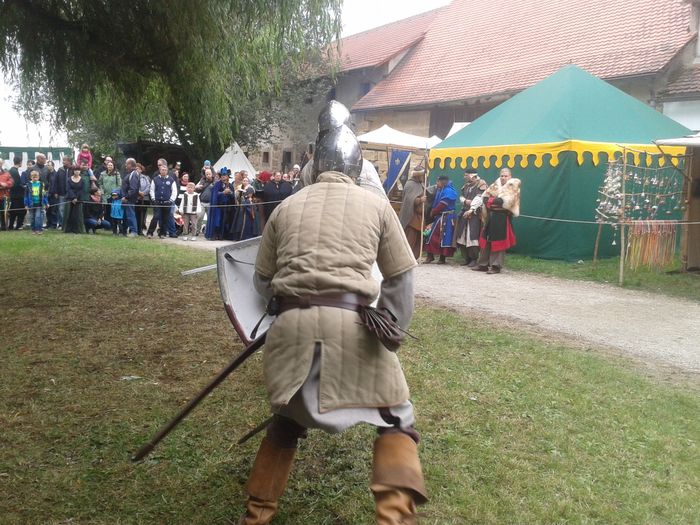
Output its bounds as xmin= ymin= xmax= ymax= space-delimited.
xmin=0 ymin=0 xmax=451 ymax=148
xmin=341 ymin=0 xmax=449 ymax=36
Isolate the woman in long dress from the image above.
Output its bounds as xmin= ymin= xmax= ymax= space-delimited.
xmin=63 ymin=167 xmax=86 ymax=234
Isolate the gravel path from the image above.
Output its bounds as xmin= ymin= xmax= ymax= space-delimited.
xmin=169 ymin=237 xmax=699 ymax=375
xmin=416 ymin=265 xmax=699 ymax=375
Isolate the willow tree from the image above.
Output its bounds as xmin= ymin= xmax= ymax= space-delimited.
xmin=0 ymin=0 xmax=341 ymax=161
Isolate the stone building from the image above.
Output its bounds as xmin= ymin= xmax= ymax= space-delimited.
xmin=251 ymin=0 xmax=700 ymax=175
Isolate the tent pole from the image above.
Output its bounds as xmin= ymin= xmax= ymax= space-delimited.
xmin=418 ymin=154 xmax=430 ymax=261
xmin=386 ymin=145 xmax=391 ymax=183
xmin=680 ymin=151 xmax=692 ymax=272
xmin=619 ymin=148 xmax=627 ymax=287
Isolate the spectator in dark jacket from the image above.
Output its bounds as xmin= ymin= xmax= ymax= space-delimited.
xmin=51 ymin=156 xmax=72 ymax=229
xmin=262 ymin=171 xmax=293 ymax=221
xmin=120 ymin=158 xmax=140 ymax=237
xmin=45 ymin=161 xmax=61 ymax=229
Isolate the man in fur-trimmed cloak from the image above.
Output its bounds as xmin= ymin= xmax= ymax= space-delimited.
xmin=454 ymin=171 xmax=488 ymax=266
xmin=472 ymin=168 xmax=521 ymax=274
xmin=399 ymin=167 xmax=427 ymax=259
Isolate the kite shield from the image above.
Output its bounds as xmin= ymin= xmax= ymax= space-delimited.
xmin=217 ymin=236 xmax=270 ymax=346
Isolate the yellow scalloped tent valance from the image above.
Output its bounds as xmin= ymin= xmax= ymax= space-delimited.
xmin=429 ymin=140 xmax=687 ymax=170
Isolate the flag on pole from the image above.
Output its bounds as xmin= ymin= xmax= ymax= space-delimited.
xmin=383 ymin=150 xmax=411 ymax=194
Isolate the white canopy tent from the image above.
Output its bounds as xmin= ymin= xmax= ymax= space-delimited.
xmin=357 ymin=125 xmax=442 ymax=150
xmin=655 ymin=133 xmax=700 ymax=147
xmin=446 ymin=122 xmax=470 ymax=138
xmin=213 ymin=142 xmax=256 ymax=175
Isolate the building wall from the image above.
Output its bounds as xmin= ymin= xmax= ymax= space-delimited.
xmin=248 ymin=67 xmax=387 ymax=174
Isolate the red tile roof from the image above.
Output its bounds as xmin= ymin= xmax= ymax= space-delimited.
xmin=331 ymin=8 xmax=442 ymax=73
xmin=353 ymin=0 xmax=695 ymax=111
xmin=662 ymin=66 xmax=700 ymax=96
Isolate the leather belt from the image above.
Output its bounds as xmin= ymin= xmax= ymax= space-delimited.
xmin=278 ymin=293 xmax=371 ymax=314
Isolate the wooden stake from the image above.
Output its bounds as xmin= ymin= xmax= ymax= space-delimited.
xmin=593 ymin=222 xmax=603 ymax=267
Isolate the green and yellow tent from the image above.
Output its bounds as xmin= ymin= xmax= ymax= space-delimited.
xmin=429 ymin=65 xmax=691 ymax=260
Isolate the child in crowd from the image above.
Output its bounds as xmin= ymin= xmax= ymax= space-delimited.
xmin=77 ymin=143 xmax=93 ymax=169
xmin=84 ymin=188 xmax=110 ymax=234
xmin=23 ymin=170 xmax=48 ymax=234
xmin=178 ymin=182 xmax=202 ymax=241
xmin=108 ymin=189 xmax=124 ymax=235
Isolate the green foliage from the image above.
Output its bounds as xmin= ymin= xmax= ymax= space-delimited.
xmin=0 ymin=0 xmax=341 ymax=160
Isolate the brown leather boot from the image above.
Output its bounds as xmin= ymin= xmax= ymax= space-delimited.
xmin=238 ymin=437 xmax=297 ymax=525
xmin=371 ymin=433 xmax=428 ymax=525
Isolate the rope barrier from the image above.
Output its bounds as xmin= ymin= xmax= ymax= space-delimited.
xmin=0 ymin=197 xmax=287 ymax=213
xmin=3 ymin=199 xmax=700 ymax=225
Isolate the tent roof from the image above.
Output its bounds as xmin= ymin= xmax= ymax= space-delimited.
xmin=357 ymin=124 xmax=441 ymax=150
xmin=213 ymin=142 xmax=256 ymax=175
xmin=430 ymin=65 xmax=691 ymax=169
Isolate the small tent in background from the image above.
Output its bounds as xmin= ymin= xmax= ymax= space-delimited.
xmin=213 ymin=142 xmax=256 ymax=176
xmin=429 ymin=65 xmax=690 ymax=260
xmin=357 ymin=125 xmax=442 ymax=150
xmin=0 ymin=146 xmax=72 ymax=170
xmin=358 ymin=125 xmax=441 ymax=195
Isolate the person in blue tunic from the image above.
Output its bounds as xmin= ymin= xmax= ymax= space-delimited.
xmin=423 ymin=175 xmax=457 ymax=264
xmin=205 ymin=168 xmax=236 ymax=240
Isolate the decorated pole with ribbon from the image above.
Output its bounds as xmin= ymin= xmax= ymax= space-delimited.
xmin=619 ymin=148 xmax=628 ymax=287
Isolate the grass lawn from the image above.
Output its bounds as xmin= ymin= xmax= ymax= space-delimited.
xmin=1 ymin=232 xmax=698 ymax=524
xmin=502 ymin=254 xmax=700 ymax=302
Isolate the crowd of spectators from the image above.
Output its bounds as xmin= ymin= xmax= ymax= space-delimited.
xmin=0 ymin=145 xmax=302 ymax=241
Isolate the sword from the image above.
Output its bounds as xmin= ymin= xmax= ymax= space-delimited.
xmin=132 ymin=331 xmax=267 ymax=462
xmin=180 ymin=263 xmax=216 ymax=276
xmin=180 ymin=253 xmax=254 ymax=276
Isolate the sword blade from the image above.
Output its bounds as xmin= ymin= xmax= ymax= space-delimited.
xmin=180 ymin=263 xmax=217 ymax=276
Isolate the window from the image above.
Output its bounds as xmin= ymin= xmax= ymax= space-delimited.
xmin=262 ymin=151 xmax=270 ymax=164
xmin=282 ymin=150 xmax=292 ymax=171
xmin=361 ymin=82 xmax=372 ymax=96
